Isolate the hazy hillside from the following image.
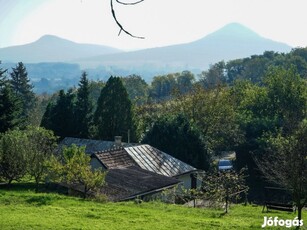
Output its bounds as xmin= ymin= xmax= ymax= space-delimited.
xmin=0 ymin=23 xmax=294 ymax=90
xmin=0 ymin=35 xmax=122 ymax=63
xmin=78 ymin=23 xmax=292 ymax=70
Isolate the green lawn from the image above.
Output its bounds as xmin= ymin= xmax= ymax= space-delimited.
xmin=0 ymin=183 xmax=305 ymax=229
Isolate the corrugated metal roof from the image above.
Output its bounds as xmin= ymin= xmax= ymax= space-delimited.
xmin=125 ymin=144 xmax=196 ymax=177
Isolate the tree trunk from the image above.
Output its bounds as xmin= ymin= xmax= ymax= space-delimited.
xmin=35 ymin=177 xmax=39 ymax=193
xmin=297 ymin=205 xmax=302 ymax=222
xmin=83 ymin=185 xmax=87 ymax=199
xmin=225 ymin=189 xmax=229 ymax=213
xmin=7 ymin=179 xmax=13 ymax=188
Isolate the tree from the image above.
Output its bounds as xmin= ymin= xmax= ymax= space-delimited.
xmin=173 ymin=85 xmax=243 ymax=154
xmin=25 ymin=126 xmax=57 ymax=192
xmin=176 ymin=71 xmax=195 ymax=94
xmin=48 ymin=145 xmax=106 ymax=198
xmin=142 ymin=114 xmax=210 ymax=170
xmin=41 ymin=89 xmax=76 ymax=137
xmin=74 ymin=72 xmax=93 ymax=138
xmin=121 ymin=75 xmax=148 ymax=104
xmin=263 ymin=66 xmax=307 ymax=133
xmin=40 ymin=102 xmax=54 ymax=132
xmin=94 ymin=76 xmax=136 ymax=142
xmin=10 ymin=62 xmax=36 ymax=124
xmin=149 ymin=74 xmax=177 ymax=101
xmin=199 ymin=61 xmax=226 ymax=88
xmin=0 ymin=61 xmax=7 ymax=88
xmin=0 ymin=129 xmax=29 ymax=185
xmin=197 ymin=169 xmax=248 ymax=213
xmin=0 ymin=83 xmax=22 ymax=133
xmin=230 ymin=67 xmax=307 ymax=202
xmin=255 ymin=122 xmax=307 ymax=221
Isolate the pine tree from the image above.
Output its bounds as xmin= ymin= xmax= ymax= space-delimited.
xmin=94 ymin=76 xmax=136 ymax=142
xmin=0 ymin=83 xmax=22 ymax=133
xmin=74 ymin=72 xmax=93 ymax=138
xmin=40 ymin=102 xmax=54 ymax=131
xmin=10 ymin=62 xmax=36 ymax=124
xmin=41 ymin=89 xmax=75 ymax=137
xmin=0 ymin=61 xmax=7 ymax=88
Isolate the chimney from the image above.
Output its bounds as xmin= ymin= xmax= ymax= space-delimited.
xmin=114 ymin=136 xmax=122 ymax=147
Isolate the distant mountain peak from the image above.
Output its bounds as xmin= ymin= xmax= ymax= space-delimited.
xmin=0 ymin=34 xmax=122 ymax=63
xmin=35 ymin=34 xmax=73 ymax=45
xmin=201 ymin=22 xmax=262 ymax=42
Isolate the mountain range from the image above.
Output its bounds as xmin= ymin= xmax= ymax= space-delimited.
xmin=0 ymin=23 xmax=292 ymax=82
xmin=78 ymin=23 xmax=292 ymax=70
xmin=0 ymin=35 xmax=121 ymax=63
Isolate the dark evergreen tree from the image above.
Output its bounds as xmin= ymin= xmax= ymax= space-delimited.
xmin=0 ymin=83 xmax=22 ymax=133
xmin=74 ymin=72 xmax=93 ymax=138
xmin=142 ymin=114 xmax=210 ymax=170
xmin=40 ymin=102 xmax=54 ymax=131
xmin=94 ymin=76 xmax=136 ymax=142
xmin=0 ymin=61 xmax=7 ymax=88
xmin=10 ymin=62 xmax=36 ymax=123
xmin=41 ymin=89 xmax=75 ymax=137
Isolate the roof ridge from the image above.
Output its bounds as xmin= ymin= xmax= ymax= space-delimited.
xmin=95 ymin=146 xmax=125 ymax=154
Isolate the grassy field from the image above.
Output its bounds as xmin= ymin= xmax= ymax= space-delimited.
xmin=0 ymin=183 xmax=305 ymax=230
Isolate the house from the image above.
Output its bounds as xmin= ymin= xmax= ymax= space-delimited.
xmin=59 ymin=137 xmax=200 ymax=200
xmin=91 ymin=147 xmax=180 ymax=201
xmin=124 ymin=145 xmax=199 ymax=189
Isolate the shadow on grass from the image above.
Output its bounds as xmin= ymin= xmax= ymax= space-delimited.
xmin=26 ymin=195 xmax=53 ymax=206
xmin=0 ymin=182 xmax=68 ymax=195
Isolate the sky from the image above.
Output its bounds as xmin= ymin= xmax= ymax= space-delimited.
xmin=1 ymin=0 xmax=307 ymax=50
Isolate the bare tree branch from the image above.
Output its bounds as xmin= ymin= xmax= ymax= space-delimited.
xmin=116 ymin=0 xmax=144 ymax=5
xmin=110 ymin=0 xmax=145 ymax=39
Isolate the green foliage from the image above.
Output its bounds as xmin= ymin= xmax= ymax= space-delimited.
xmin=150 ymin=74 xmax=176 ymax=100
xmin=0 ymin=129 xmax=29 ymax=184
xmin=48 ymin=145 xmax=106 ymax=198
xmin=262 ymin=66 xmax=307 ymax=133
xmin=223 ymin=49 xmax=307 ymax=84
xmin=198 ymin=169 xmax=248 ymax=213
xmin=88 ymin=80 xmax=105 ymax=106
xmin=0 ymin=61 xmax=7 ymax=87
xmin=24 ymin=126 xmax=57 ymax=191
xmin=176 ymin=71 xmax=195 ymax=94
xmin=0 ymin=83 xmax=22 ymax=132
xmin=255 ymin=122 xmax=307 ymax=220
xmin=199 ymin=61 xmax=226 ymax=89
xmin=142 ymin=114 xmax=210 ymax=170
xmin=121 ymin=74 xmax=149 ymax=104
xmin=74 ymin=72 xmax=93 ymax=138
xmin=0 ymin=127 xmax=57 ymax=187
xmin=41 ymin=89 xmax=76 ymax=137
xmin=149 ymin=71 xmax=195 ymax=101
xmin=232 ymin=67 xmax=307 ymax=169
xmin=173 ymin=85 xmax=243 ymax=153
xmin=94 ymin=76 xmax=136 ymax=142
xmin=9 ymin=62 xmax=36 ymax=125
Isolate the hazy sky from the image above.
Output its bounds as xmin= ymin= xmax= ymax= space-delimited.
xmin=1 ymin=0 xmax=307 ymax=50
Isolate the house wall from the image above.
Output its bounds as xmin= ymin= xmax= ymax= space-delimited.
xmin=176 ymin=174 xmax=192 ymax=189
xmin=176 ymin=172 xmax=202 ymax=190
